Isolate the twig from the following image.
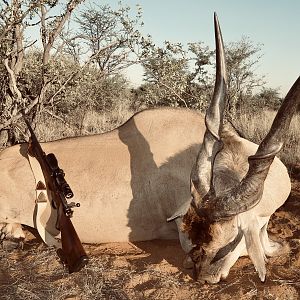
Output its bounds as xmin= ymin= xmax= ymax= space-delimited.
xmin=211 ymin=279 xmax=240 ymax=295
xmin=158 ymin=79 xmax=188 ymax=108
xmin=43 ymin=108 xmax=74 ymax=129
xmin=46 ymin=41 xmax=120 ymax=106
xmin=271 ymin=279 xmax=300 ymax=285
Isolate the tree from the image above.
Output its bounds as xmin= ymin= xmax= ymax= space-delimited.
xmin=134 ymin=36 xmax=267 ymax=114
xmin=0 ymin=1 xmax=151 ymax=146
xmin=135 ymin=40 xmax=214 ymax=109
xmin=252 ymin=87 xmax=282 ymax=110
xmin=0 ymin=2 xmax=279 ymax=146
xmin=225 ymin=37 xmax=266 ymax=116
xmin=142 ymin=41 xmax=190 ymax=107
xmin=74 ymin=3 xmax=143 ymax=75
xmin=0 ymin=0 xmax=83 ymax=145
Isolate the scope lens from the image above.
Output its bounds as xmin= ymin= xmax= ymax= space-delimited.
xmin=63 ymin=186 xmax=74 ymax=199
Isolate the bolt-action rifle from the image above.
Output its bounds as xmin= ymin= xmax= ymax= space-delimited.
xmin=23 ymin=114 xmax=88 ymax=273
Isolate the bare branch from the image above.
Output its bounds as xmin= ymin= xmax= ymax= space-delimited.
xmin=158 ymin=79 xmax=188 ymax=108
xmin=0 ymin=1 xmax=40 ymax=42
xmin=47 ymin=41 xmax=120 ymax=105
xmin=3 ymin=55 xmax=22 ymax=103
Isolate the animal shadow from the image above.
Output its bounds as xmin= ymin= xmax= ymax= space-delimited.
xmin=118 ymin=117 xmax=199 ymax=275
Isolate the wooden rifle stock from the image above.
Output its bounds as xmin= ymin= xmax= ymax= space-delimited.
xmin=23 ymin=114 xmax=88 ymax=273
xmin=58 ymin=205 xmax=88 ymax=273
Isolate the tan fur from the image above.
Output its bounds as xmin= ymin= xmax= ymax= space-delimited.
xmin=183 ymin=122 xmax=291 ymax=283
xmin=213 ymin=125 xmax=249 ymax=193
xmin=0 ymin=108 xmax=290 ymax=281
xmin=0 ymin=108 xmax=205 ymax=243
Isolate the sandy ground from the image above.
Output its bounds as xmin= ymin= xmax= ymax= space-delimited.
xmin=0 ymin=167 xmax=300 ymax=299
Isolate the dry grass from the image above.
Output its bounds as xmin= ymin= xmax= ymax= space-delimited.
xmin=79 ymin=108 xmax=133 ymax=135
xmin=1 ymin=106 xmax=300 ymax=299
xmin=11 ymin=101 xmax=295 ymax=174
xmin=1 ymin=216 xmax=300 ymax=300
xmin=35 ymin=107 xmax=300 ymax=170
xmin=233 ymin=109 xmax=300 ymax=167
xmin=35 ymin=105 xmax=134 ymax=143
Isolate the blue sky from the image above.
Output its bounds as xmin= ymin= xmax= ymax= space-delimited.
xmin=97 ymin=0 xmax=300 ymax=96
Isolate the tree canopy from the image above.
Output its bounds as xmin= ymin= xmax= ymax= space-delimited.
xmin=0 ymin=1 xmax=282 ymax=146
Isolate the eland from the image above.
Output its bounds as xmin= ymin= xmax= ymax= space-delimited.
xmin=0 ymin=14 xmax=299 ymax=283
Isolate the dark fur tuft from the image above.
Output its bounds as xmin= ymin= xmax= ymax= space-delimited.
xmin=182 ymin=207 xmax=212 ymax=246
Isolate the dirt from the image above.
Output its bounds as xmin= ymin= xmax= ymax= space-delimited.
xmin=0 ymin=169 xmax=300 ymax=299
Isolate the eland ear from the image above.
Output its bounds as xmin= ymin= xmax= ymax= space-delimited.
xmin=167 ymin=200 xmax=191 ymax=222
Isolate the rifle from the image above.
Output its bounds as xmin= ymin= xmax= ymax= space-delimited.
xmin=23 ymin=114 xmax=88 ymax=273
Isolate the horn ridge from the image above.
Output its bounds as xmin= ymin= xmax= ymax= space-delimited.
xmin=205 ymin=13 xmax=227 ymax=140
xmin=191 ymin=13 xmax=227 ymax=199
xmin=209 ymin=76 xmax=300 ymax=220
xmin=257 ymin=76 xmax=300 ymax=157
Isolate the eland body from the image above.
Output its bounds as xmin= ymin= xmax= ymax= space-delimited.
xmin=0 ymin=108 xmax=205 ymax=243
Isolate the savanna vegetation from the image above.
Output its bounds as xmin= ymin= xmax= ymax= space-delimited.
xmin=1 ymin=1 xmax=295 ymax=164
xmin=1 ymin=1 xmax=300 ymax=300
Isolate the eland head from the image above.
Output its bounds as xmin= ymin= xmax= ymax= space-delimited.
xmin=182 ymin=13 xmax=300 ymax=283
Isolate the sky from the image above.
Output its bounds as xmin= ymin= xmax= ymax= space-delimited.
xmin=97 ymin=0 xmax=300 ymax=96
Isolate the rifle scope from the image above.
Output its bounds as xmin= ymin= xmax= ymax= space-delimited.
xmin=46 ymin=153 xmax=74 ymax=199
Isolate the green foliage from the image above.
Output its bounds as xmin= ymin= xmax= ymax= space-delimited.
xmin=0 ymin=1 xmax=282 ymax=147
xmin=0 ymin=0 xmax=140 ymax=146
xmin=134 ymin=40 xmax=214 ymax=110
xmin=134 ymin=35 xmax=272 ymax=118
xmin=225 ymin=37 xmax=266 ymax=114
xmin=73 ymin=3 xmax=143 ymax=74
xmin=20 ymin=49 xmax=131 ymax=119
xmin=251 ymin=87 xmax=282 ymax=110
